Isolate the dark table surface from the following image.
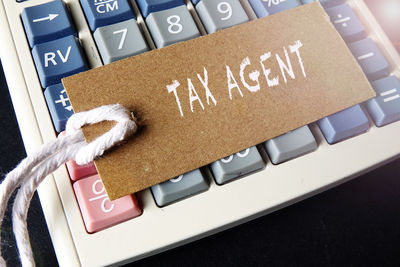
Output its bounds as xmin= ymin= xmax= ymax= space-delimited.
xmin=1 ymin=1 xmax=400 ymax=265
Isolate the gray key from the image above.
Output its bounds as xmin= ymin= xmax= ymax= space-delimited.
xmin=348 ymin=38 xmax=390 ymax=81
xmin=151 ymin=169 xmax=209 ymax=206
xmin=325 ymin=4 xmax=366 ymax=43
xmin=210 ymin=146 xmax=264 ymax=185
xmin=195 ymin=0 xmax=249 ymax=34
xmin=302 ymin=0 xmax=345 ymax=8
xmin=366 ymin=76 xmax=400 ymax=127
xmin=264 ymin=126 xmax=317 ymax=164
xmin=318 ymin=105 xmax=369 ymax=144
xmin=93 ymin=19 xmax=149 ymax=64
xmin=146 ymin=5 xmax=201 ymax=48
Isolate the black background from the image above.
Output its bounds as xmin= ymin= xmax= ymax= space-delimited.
xmin=1 ymin=1 xmax=400 ymax=266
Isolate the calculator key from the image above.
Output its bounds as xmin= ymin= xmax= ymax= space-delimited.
xmin=32 ymin=35 xmax=88 ymax=88
xmin=44 ymin=83 xmax=74 ymax=132
xmin=136 ymin=0 xmax=185 ymax=17
xmin=325 ymin=4 xmax=366 ymax=43
xmin=66 ymin=160 xmax=97 ymax=181
xmin=80 ymin=0 xmax=134 ymax=31
xmin=348 ymin=38 xmax=390 ymax=81
xmin=301 ymin=0 xmax=344 ymax=8
xmin=146 ymin=5 xmax=201 ymax=48
xmin=93 ymin=19 xmax=149 ymax=64
xmin=195 ymin=0 xmax=249 ymax=34
xmin=151 ymin=169 xmax=209 ymax=207
xmin=318 ymin=105 xmax=369 ymax=144
xmin=366 ymin=76 xmax=400 ymax=127
xmin=248 ymin=0 xmax=301 ymax=17
xmin=74 ymin=175 xmax=142 ymax=233
xmin=21 ymin=0 xmax=75 ymax=47
xmin=210 ymin=146 xmax=264 ymax=185
xmin=191 ymin=0 xmax=201 ymax=5
xmin=264 ymin=126 xmax=317 ymax=164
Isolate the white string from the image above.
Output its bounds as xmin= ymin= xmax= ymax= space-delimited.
xmin=0 ymin=104 xmax=137 ymax=267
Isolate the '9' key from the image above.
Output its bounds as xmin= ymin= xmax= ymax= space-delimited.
xmin=73 ymin=175 xmax=142 ymax=233
xmin=195 ymin=0 xmax=249 ymax=33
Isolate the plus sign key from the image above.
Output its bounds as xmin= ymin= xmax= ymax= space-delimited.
xmin=32 ymin=35 xmax=88 ymax=88
xmin=325 ymin=4 xmax=366 ymax=43
xmin=21 ymin=0 xmax=76 ymax=47
xmin=74 ymin=175 xmax=142 ymax=233
xmin=80 ymin=0 xmax=134 ymax=31
xmin=44 ymin=83 xmax=74 ymax=132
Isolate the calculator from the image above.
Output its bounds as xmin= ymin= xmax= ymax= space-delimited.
xmin=0 ymin=0 xmax=400 ymax=266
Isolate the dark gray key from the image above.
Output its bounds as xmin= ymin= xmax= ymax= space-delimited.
xmin=348 ymin=38 xmax=390 ymax=81
xmin=366 ymin=76 xmax=400 ymax=127
xmin=318 ymin=105 xmax=369 ymax=144
xmin=301 ymin=0 xmax=345 ymax=8
xmin=93 ymin=19 xmax=149 ymax=64
xmin=146 ymin=5 xmax=200 ymax=48
xmin=264 ymin=126 xmax=317 ymax=164
xmin=195 ymin=0 xmax=249 ymax=34
xmin=151 ymin=169 xmax=209 ymax=206
xmin=325 ymin=4 xmax=366 ymax=43
xmin=210 ymin=146 xmax=264 ymax=185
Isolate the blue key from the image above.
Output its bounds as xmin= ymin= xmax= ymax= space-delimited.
xmin=325 ymin=4 xmax=366 ymax=43
xmin=32 ymin=35 xmax=88 ymax=88
xmin=191 ymin=0 xmax=201 ymax=5
xmin=44 ymin=83 xmax=74 ymax=132
xmin=137 ymin=0 xmax=185 ymax=17
xmin=80 ymin=0 xmax=134 ymax=31
xmin=248 ymin=0 xmax=301 ymax=18
xmin=348 ymin=38 xmax=390 ymax=81
xmin=21 ymin=0 xmax=75 ymax=47
xmin=318 ymin=105 xmax=369 ymax=144
xmin=301 ymin=0 xmax=345 ymax=8
xmin=366 ymin=76 xmax=400 ymax=127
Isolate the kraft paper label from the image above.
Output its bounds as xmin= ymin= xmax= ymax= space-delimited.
xmin=63 ymin=2 xmax=375 ymax=200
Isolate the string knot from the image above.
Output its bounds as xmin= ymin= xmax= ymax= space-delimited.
xmin=0 ymin=104 xmax=137 ymax=267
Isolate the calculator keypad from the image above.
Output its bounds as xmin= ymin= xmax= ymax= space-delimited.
xmin=93 ymin=19 xmax=149 ymax=64
xmin=74 ymin=175 xmax=142 ymax=233
xmin=210 ymin=147 xmax=264 ymax=185
xmin=348 ymin=38 xmax=390 ymax=81
xmin=264 ymin=126 xmax=317 ymax=164
xmin=146 ymin=5 xmax=201 ymax=48
xmin=195 ymin=0 xmax=249 ymax=33
xmin=249 ymin=0 xmax=301 ymax=17
xmin=80 ymin=0 xmax=135 ymax=31
xmin=137 ymin=0 xmax=185 ymax=17
xmin=20 ymin=0 xmax=400 ymax=231
xmin=366 ymin=76 xmax=400 ymax=127
xmin=44 ymin=83 xmax=74 ymax=132
xmin=325 ymin=4 xmax=366 ymax=43
xmin=318 ymin=105 xmax=369 ymax=144
xmin=151 ymin=169 xmax=209 ymax=207
xmin=31 ymin=35 xmax=88 ymax=88
xmin=21 ymin=0 xmax=75 ymax=47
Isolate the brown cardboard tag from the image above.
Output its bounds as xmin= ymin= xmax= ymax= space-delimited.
xmin=63 ymin=2 xmax=375 ymax=200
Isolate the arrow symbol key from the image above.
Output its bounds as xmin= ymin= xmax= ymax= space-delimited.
xmin=32 ymin=13 xmax=59 ymax=23
xmin=21 ymin=0 xmax=76 ymax=47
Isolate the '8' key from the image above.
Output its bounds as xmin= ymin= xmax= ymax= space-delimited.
xmin=145 ymin=5 xmax=201 ymax=48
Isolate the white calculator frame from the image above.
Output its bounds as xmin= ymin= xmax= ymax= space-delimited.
xmin=1 ymin=0 xmax=400 ymax=266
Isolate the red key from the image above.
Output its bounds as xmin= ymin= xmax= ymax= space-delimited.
xmin=66 ymin=160 xmax=97 ymax=181
xmin=73 ymin=175 xmax=142 ymax=233
xmin=58 ymin=131 xmax=97 ymax=181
